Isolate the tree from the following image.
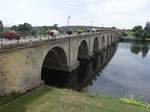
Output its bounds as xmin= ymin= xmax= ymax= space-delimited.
xmin=17 ymin=23 xmax=32 ymax=35
xmin=31 ymin=28 xmax=37 ymax=36
xmin=0 ymin=21 xmax=3 ymax=45
xmin=11 ymin=25 xmax=18 ymax=31
xmin=142 ymin=31 xmax=150 ymax=39
xmin=0 ymin=20 xmax=3 ymax=32
xmin=18 ymin=24 xmax=25 ymax=32
xmin=142 ymin=21 xmax=150 ymax=38
xmin=144 ymin=21 xmax=150 ymax=33
xmin=122 ymin=31 xmax=128 ymax=36
xmin=52 ymin=24 xmax=58 ymax=30
xmin=23 ymin=23 xmax=32 ymax=32
xmin=132 ymin=25 xmax=143 ymax=38
xmin=132 ymin=25 xmax=143 ymax=32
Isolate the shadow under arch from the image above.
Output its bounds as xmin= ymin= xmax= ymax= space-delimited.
xmin=93 ymin=37 xmax=99 ymax=53
xmin=111 ymin=35 xmax=113 ymax=44
xmin=77 ymin=40 xmax=89 ymax=84
xmin=92 ymin=37 xmax=99 ymax=70
xmin=102 ymin=36 xmax=105 ymax=49
xmin=41 ymin=47 xmax=69 ymax=87
xmin=107 ymin=35 xmax=109 ymax=46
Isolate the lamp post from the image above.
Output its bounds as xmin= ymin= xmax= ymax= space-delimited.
xmin=91 ymin=21 xmax=93 ymax=32
xmin=67 ymin=16 xmax=71 ymax=26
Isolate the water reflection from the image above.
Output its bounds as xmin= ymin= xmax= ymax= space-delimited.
xmin=88 ymin=42 xmax=150 ymax=102
xmin=130 ymin=42 xmax=149 ymax=58
xmin=68 ymin=44 xmax=118 ymax=91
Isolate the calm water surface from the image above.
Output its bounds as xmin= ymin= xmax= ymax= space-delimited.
xmin=87 ymin=42 xmax=150 ymax=102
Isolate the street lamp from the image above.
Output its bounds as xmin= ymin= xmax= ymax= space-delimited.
xmin=91 ymin=21 xmax=93 ymax=32
xmin=91 ymin=21 xmax=93 ymax=27
xmin=67 ymin=16 xmax=71 ymax=26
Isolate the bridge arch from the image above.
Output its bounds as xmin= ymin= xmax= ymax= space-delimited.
xmin=111 ymin=35 xmax=113 ymax=44
xmin=93 ymin=37 xmax=99 ymax=53
xmin=92 ymin=37 xmax=99 ymax=70
xmin=107 ymin=35 xmax=109 ymax=46
xmin=102 ymin=36 xmax=105 ymax=49
xmin=41 ymin=47 xmax=69 ymax=87
xmin=77 ymin=40 xmax=89 ymax=60
xmin=77 ymin=40 xmax=89 ymax=84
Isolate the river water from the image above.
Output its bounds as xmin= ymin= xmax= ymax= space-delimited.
xmin=87 ymin=42 xmax=150 ymax=102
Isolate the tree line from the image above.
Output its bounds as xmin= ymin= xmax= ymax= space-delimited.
xmin=124 ymin=22 xmax=150 ymax=40
xmin=0 ymin=20 xmax=58 ymax=37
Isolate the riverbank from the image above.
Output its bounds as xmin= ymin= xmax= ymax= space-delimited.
xmin=0 ymin=86 xmax=149 ymax=112
xmin=119 ymin=36 xmax=150 ymax=42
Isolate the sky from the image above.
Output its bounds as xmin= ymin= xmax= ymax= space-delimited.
xmin=0 ymin=0 xmax=150 ymax=29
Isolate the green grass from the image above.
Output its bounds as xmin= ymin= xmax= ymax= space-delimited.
xmin=0 ymin=86 xmax=150 ymax=112
xmin=0 ymin=92 xmax=21 ymax=106
xmin=120 ymin=95 xmax=150 ymax=109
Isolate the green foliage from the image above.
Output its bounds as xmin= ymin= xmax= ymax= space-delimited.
xmin=120 ymin=95 xmax=150 ymax=109
xmin=18 ymin=23 xmax=32 ymax=33
xmin=9 ymin=23 xmax=33 ymax=36
xmin=31 ymin=29 xmax=37 ymax=36
xmin=144 ymin=22 xmax=150 ymax=33
xmin=37 ymin=26 xmax=52 ymax=36
xmin=131 ymin=22 xmax=150 ymax=39
xmin=52 ymin=24 xmax=58 ymax=30
xmin=77 ymin=28 xmax=84 ymax=34
xmin=0 ymin=20 xmax=3 ymax=32
xmin=122 ymin=31 xmax=128 ymax=36
xmin=132 ymin=25 xmax=143 ymax=38
xmin=142 ymin=31 xmax=150 ymax=39
xmin=127 ymin=30 xmax=134 ymax=36
xmin=11 ymin=25 xmax=18 ymax=31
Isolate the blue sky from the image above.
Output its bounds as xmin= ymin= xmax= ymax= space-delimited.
xmin=0 ymin=0 xmax=150 ymax=28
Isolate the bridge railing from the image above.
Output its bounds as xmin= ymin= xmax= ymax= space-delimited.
xmin=0 ymin=28 xmax=118 ymax=48
xmin=0 ymin=32 xmax=93 ymax=48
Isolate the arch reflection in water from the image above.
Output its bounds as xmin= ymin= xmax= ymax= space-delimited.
xmin=70 ymin=44 xmax=118 ymax=91
xmin=41 ymin=44 xmax=118 ymax=91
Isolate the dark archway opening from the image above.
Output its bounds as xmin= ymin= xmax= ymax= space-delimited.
xmin=92 ymin=38 xmax=99 ymax=70
xmin=93 ymin=38 xmax=99 ymax=53
xmin=41 ymin=47 xmax=70 ymax=88
xmin=107 ymin=35 xmax=109 ymax=46
xmin=102 ymin=36 xmax=105 ymax=49
xmin=77 ymin=40 xmax=89 ymax=84
xmin=111 ymin=35 xmax=113 ymax=44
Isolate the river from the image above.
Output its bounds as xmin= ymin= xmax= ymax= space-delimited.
xmin=87 ymin=42 xmax=150 ymax=102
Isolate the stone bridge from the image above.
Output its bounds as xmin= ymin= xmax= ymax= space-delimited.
xmin=0 ymin=28 xmax=119 ymax=95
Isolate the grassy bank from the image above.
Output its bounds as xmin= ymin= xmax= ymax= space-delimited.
xmin=0 ymin=92 xmax=21 ymax=106
xmin=0 ymin=86 xmax=149 ymax=112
